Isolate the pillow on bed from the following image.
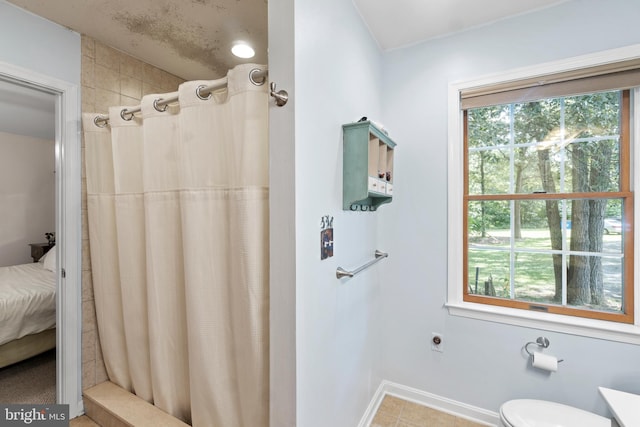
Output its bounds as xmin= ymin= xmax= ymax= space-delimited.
xmin=42 ymin=246 xmax=56 ymax=272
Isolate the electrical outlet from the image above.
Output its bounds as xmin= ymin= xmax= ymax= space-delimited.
xmin=431 ymin=333 xmax=443 ymax=352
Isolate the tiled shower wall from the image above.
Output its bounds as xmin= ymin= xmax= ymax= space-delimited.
xmin=80 ymin=35 xmax=185 ymax=390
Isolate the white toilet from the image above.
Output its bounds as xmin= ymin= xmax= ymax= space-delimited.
xmin=499 ymin=399 xmax=610 ymax=427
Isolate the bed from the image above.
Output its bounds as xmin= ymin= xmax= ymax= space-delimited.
xmin=0 ymin=248 xmax=56 ymax=368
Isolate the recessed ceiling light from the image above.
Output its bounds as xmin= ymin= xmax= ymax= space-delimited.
xmin=231 ymin=43 xmax=255 ymax=59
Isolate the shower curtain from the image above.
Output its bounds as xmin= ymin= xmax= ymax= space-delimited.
xmin=82 ymin=63 xmax=269 ymax=427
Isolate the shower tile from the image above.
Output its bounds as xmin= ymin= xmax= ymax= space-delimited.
xmin=82 ymin=238 xmax=92 ymax=271
xmin=143 ymin=63 xmax=164 ymax=87
xmin=81 ymin=56 xmax=95 ymax=88
xmin=161 ymin=72 xmax=184 ymax=92
xmin=120 ymin=95 xmax=140 ymax=108
xmin=82 ymin=269 xmax=93 ymax=301
xmin=94 ymin=42 xmax=121 ymax=72
xmin=95 ymin=65 xmax=120 ymax=92
xmin=81 ymin=36 xmax=95 ymax=59
xmin=120 ymin=56 xmax=144 ymax=79
xmin=81 ymin=87 xmax=96 ymax=115
xmin=82 ymin=298 xmax=96 ymax=332
xmin=141 ymin=82 xmax=162 ymax=97
xmin=81 ymin=147 xmax=86 ymax=178
xmin=95 ymin=88 xmax=120 ymax=114
xmin=95 ymin=333 xmax=103 ymax=364
xmin=82 ymin=216 xmax=88 ymax=245
xmin=95 ymin=359 xmax=108 ymax=384
xmin=82 ymin=330 xmax=97 ymax=363
xmin=120 ymin=75 xmax=142 ymax=100
xmin=82 ymin=360 xmax=97 ymax=390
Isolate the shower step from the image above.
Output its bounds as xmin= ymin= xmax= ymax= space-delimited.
xmin=83 ymin=381 xmax=190 ymax=427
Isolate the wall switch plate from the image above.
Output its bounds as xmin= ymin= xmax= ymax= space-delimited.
xmin=431 ymin=333 xmax=443 ymax=352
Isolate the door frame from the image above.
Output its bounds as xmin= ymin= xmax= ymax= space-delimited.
xmin=0 ymin=60 xmax=82 ymax=417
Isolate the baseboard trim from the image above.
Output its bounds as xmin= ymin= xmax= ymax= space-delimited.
xmin=357 ymin=380 xmax=500 ymax=427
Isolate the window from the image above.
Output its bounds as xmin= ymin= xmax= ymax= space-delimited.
xmin=464 ymin=90 xmax=632 ymax=323
xmin=447 ymin=47 xmax=640 ymax=342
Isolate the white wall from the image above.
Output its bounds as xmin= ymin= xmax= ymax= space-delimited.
xmin=268 ymin=0 xmax=296 ymax=425
xmin=285 ymin=0 xmax=385 ymax=425
xmin=378 ymin=0 xmax=640 ymax=418
xmin=0 ymin=1 xmax=80 ymax=83
xmin=0 ymin=131 xmax=55 ymax=266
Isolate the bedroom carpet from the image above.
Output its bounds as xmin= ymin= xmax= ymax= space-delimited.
xmin=0 ymin=349 xmax=55 ymax=404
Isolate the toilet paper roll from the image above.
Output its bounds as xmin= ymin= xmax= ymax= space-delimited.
xmin=532 ymin=351 xmax=558 ymax=372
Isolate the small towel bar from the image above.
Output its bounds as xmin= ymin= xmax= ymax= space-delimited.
xmin=336 ymin=250 xmax=388 ymax=279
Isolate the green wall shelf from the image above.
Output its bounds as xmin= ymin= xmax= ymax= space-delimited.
xmin=342 ymin=121 xmax=396 ymax=211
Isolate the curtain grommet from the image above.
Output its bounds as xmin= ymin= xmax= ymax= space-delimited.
xmin=196 ymin=85 xmax=213 ymax=100
xmin=120 ymin=108 xmax=134 ymax=121
xmin=94 ymin=115 xmax=108 ymax=128
xmin=249 ymin=68 xmax=266 ymax=86
xmin=153 ymin=98 xmax=168 ymax=112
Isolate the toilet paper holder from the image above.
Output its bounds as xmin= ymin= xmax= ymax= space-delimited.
xmin=524 ymin=337 xmax=564 ymax=362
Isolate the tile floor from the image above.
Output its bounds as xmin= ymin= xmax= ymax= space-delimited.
xmin=69 ymin=395 xmax=490 ymax=427
xmin=370 ymin=395 xmax=488 ymax=427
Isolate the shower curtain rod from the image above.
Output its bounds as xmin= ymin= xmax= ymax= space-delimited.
xmin=93 ymin=68 xmax=268 ymax=127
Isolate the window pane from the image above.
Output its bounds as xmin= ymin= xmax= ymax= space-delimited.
xmin=513 ymin=99 xmax=560 ymax=145
xmin=467 ymin=105 xmax=510 ymax=148
xmin=564 ymin=139 xmax=620 ymax=192
xmin=564 ymin=92 xmax=620 ymax=139
xmin=468 ymin=249 xmax=509 ymax=297
xmin=566 ymin=199 xmax=623 ymax=255
xmin=566 ymin=255 xmax=623 ymax=313
xmin=468 ymin=148 xmax=510 ymax=194
xmin=513 ymin=145 xmax=558 ymax=194
xmin=515 ymin=199 xmax=561 ymax=251
xmin=564 ymin=91 xmax=621 ymax=193
xmin=602 ymin=197 xmax=624 ymax=256
xmin=602 ymin=256 xmax=624 ymax=313
xmin=513 ymin=252 xmax=558 ymax=304
xmin=468 ymin=200 xmax=510 ymax=246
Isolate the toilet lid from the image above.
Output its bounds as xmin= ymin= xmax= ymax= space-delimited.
xmin=500 ymin=399 xmax=609 ymax=427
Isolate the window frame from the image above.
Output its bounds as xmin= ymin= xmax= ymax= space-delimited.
xmin=463 ymin=91 xmax=633 ymax=323
xmin=447 ymin=45 xmax=640 ymax=345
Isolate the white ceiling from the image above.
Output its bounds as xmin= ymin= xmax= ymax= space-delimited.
xmin=353 ymin=0 xmax=571 ymax=50
xmin=5 ymin=0 xmax=571 ymax=81
xmin=0 ymin=78 xmax=55 ymax=141
xmin=1 ymin=0 xmax=571 ymax=140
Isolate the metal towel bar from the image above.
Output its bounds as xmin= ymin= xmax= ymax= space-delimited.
xmin=336 ymin=250 xmax=388 ymax=279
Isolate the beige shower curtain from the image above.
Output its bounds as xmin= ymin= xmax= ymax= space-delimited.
xmin=83 ymin=63 xmax=269 ymax=427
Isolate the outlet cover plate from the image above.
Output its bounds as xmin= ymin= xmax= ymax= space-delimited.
xmin=431 ymin=333 xmax=443 ymax=352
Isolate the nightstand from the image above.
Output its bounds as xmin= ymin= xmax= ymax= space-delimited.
xmin=29 ymin=243 xmax=54 ymax=263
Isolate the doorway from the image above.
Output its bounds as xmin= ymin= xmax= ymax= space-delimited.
xmin=0 ymin=61 xmax=82 ymax=417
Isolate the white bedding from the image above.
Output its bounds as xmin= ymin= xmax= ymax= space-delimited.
xmin=0 ymin=262 xmax=56 ymax=346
